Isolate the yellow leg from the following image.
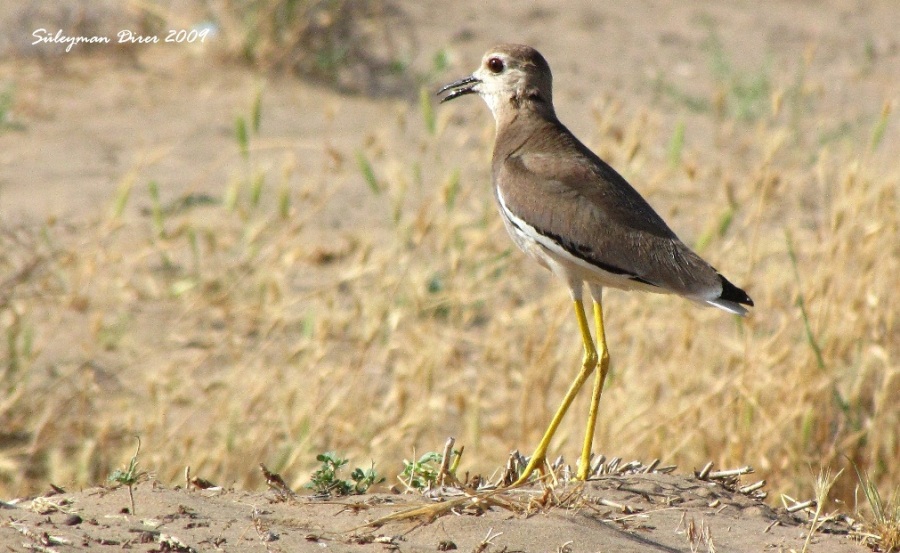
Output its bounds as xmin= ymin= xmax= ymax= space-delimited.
xmin=577 ymin=297 xmax=610 ymax=480
xmin=513 ymin=299 xmax=598 ymax=486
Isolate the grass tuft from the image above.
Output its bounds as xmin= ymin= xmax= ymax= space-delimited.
xmin=853 ymin=464 xmax=900 ymax=552
xmin=801 ymin=467 xmax=843 ymax=552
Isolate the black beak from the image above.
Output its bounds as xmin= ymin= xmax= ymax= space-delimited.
xmin=436 ymin=75 xmax=480 ymax=103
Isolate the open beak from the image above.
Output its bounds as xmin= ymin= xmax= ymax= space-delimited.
xmin=436 ymin=75 xmax=480 ymax=103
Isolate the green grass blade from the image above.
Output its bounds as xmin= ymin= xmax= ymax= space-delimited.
xmin=870 ymin=102 xmax=891 ymax=152
xmin=694 ymin=208 xmax=733 ymax=253
xmin=432 ymin=49 xmax=449 ymax=73
xmin=443 ymin=168 xmax=461 ymax=210
xmin=251 ymin=87 xmax=263 ymax=134
xmin=356 ymin=150 xmax=380 ymax=194
xmin=667 ymin=120 xmax=685 ymax=166
xmin=250 ymin=171 xmax=265 ymax=208
xmin=110 ymin=172 xmax=135 ymax=220
xmin=224 ymin=177 xmax=240 ymax=211
xmin=784 ymin=230 xmax=825 ymax=371
xmin=148 ymin=180 xmax=164 ymax=238
xmin=420 ymin=86 xmax=436 ymax=135
xmin=235 ymin=116 xmax=249 ymax=160
xmin=278 ymin=183 xmax=290 ymax=219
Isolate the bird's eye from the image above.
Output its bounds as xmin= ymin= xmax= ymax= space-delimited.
xmin=487 ymin=57 xmax=505 ymax=73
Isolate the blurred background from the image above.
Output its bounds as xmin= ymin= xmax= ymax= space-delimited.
xmin=0 ymin=0 xmax=897 ymax=518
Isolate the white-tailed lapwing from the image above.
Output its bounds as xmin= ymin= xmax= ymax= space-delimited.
xmin=437 ymin=44 xmax=753 ymax=485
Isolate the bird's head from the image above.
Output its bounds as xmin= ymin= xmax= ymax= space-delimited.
xmin=437 ymin=44 xmax=555 ymax=122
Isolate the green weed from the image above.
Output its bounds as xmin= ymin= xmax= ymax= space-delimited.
xmin=108 ymin=438 xmax=148 ymax=515
xmin=399 ymin=451 xmax=443 ymax=490
xmin=306 ymin=452 xmax=384 ymax=497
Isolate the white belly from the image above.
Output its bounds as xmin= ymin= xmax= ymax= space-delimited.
xmin=496 ymin=191 xmax=663 ymax=297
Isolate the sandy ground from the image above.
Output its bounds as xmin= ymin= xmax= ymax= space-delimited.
xmin=1 ymin=0 xmax=897 ymax=551
xmin=0 ymin=472 xmax=870 ymax=552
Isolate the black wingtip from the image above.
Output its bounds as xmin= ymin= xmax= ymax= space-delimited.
xmin=719 ymin=274 xmax=753 ymax=307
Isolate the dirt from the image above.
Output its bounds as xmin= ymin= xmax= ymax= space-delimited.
xmin=0 ymin=472 xmax=869 ymax=552
xmin=1 ymin=0 xmax=897 ymax=551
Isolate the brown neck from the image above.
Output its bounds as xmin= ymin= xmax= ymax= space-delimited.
xmin=493 ymin=97 xmax=559 ymax=161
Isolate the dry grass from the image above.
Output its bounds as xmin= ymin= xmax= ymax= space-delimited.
xmin=210 ymin=0 xmax=418 ymax=95
xmin=854 ymin=464 xmax=900 ymax=552
xmin=1 ymin=31 xmax=897 ymax=534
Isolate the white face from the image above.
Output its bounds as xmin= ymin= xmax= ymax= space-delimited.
xmin=438 ymin=46 xmax=552 ymax=123
xmin=471 ymin=52 xmax=528 ymax=121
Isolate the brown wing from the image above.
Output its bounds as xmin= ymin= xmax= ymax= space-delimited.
xmin=495 ymin=121 xmax=723 ymax=297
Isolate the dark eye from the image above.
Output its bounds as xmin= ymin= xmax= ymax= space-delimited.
xmin=487 ymin=56 xmax=504 ymax=73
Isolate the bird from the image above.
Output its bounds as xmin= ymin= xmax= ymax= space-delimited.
xmin=437 ymin=44 xmax=753 ymax=486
